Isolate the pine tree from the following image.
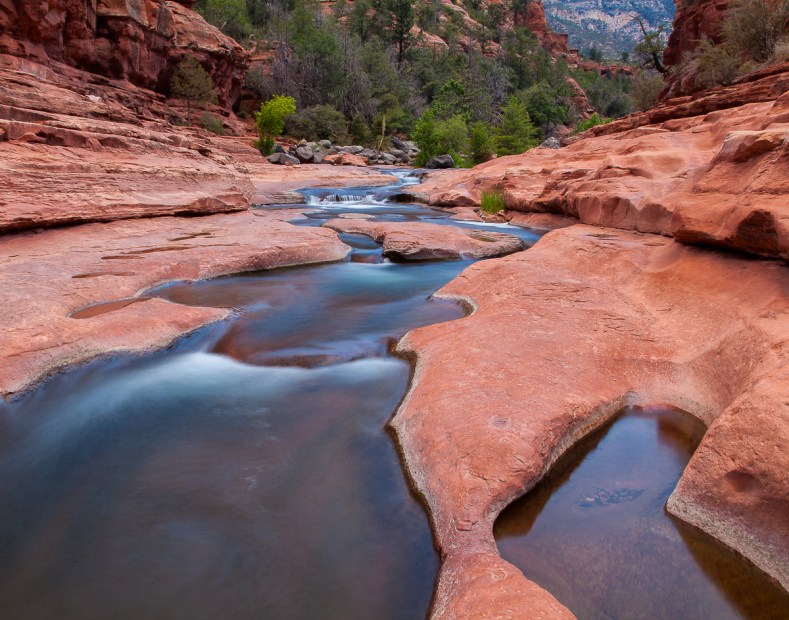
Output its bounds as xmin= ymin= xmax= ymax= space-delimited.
xmin=170 ymin=57 xmax=217 ymax=125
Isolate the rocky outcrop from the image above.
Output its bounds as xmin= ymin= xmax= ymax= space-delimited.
xmin=662 ymin=0 xmax=729 ymax=98
xmin=0 ymin=56 xmax=394 ymax=230
xmin=410 ymin=75 xmax=789 ymax=261
xmin=393 ymin=225 xmax=789 ymax=616
xmin=0 ymin=210 xmax=350 ymax=397
xmin=0 ymin=0 xmax=249 ymax=107
xmin=322 ymin=218 xmax=523 ymax=261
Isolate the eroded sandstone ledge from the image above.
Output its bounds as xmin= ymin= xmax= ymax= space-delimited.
xmin=392 ymin=225 xmax=788 ymax=617
xmin=0 ymin=210 xmax=350 ymax=398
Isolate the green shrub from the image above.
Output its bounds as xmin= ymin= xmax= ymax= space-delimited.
xmin=573 ymin=113 xmax=610 ymax=134
xmin=723 ymin=0 xmax=789 ymax=63
xmin=494 ymin=96 xmax=539 ymax=155
xmin=255 ymin=95 xmax=296 ymax=156
xmin=253 ymin=136 xmax=275 ymax=156
xmin=285 ymin=104 xmax=349 ymax=142
xmin=631 ymin=70 xmax=664 ymax=111
xmin=695 ymin=39 xmax=742 ymax=87
xmin=468 ymin=122 xmax=494 ymax=165
xmin=348 ymin=113 xmax=373 ymax=145
xmin=413 ymin=111 xmax=468 ymax=166
xmin=480 ymin=189 xmax=506 ymax=214
xmin=199 ymin=112 xmax=225 ymax=135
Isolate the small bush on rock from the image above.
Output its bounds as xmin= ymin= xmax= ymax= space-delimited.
xmin=480 ymin=189 xmax=506 ymax=214
xmin=573 ymin=113 xmax=610 ymax=134
xmin=200 ymin=113 xmax=225 ymax=135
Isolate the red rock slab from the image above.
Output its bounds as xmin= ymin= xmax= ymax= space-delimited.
xmin=322 ymin=218 xmax=523 ymax=261
xmin=391 ymin=225 xmax=788 ymax=617
xmin=409 ymin=86 xmax=789 ymax=261
xmin=0 ymin=141 xmax=253 ymax=232
xmin=0 ymin=210 xmax=349 ymax=397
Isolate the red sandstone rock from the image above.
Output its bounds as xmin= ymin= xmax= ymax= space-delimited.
xmin=0 ymin=210 xmax=349 ymax=397
xmin=662 ymin=0 xmax=729 ymax=98
xmin=392 ymin=225 xmax=789 ymax=615
xmin=0 ymin=0 xmax=249 ymax=108
xmin=411 ymin=76 xmax=789 ymax=260
xmin=0 ymin=57 xmax=395 ymax=230
xmin=323 ymin=152 xmax=369 ymax=166
xmin=322 ymin=218 xmax=523 ymax=260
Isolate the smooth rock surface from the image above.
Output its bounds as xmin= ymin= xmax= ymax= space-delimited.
xmin=322 ymin=218 xmax=523 ymax=261
xmin=392 ymin=225 xmax=788 ymax=617
xmin=0 ymin=211 xmax=349 ymax=397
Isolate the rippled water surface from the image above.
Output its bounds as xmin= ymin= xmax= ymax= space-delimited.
xmin=495 ymin=407 xmax=789 ymax=619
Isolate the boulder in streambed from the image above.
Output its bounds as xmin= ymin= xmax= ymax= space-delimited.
xmin=267 ymin=152 xmax=300 ymax=166
xmin=426 ymin=154 xmax=455 ymax=169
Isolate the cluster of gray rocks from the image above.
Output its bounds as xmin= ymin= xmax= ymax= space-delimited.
xmin=266 ymin=137 xmax=421 ymax=166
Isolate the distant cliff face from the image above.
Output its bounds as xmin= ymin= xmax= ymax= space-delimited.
xmin=543 ymin=0 xmax=675 ymax=56
xmin=0 ymin=0 xmax=249 ymax=107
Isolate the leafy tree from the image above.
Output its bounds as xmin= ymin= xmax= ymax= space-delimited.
xmin=255 ymin=94 xmax=297 ymax=154
xmin=413 ymin=110 xmax=467 ymax=165
xmin=633 ymin=17 xmax=666 ymax=74
xmin=520 ymin=81 xmax=570 ymax=132
xmin=170 ymin=57 xmax=217 ymax=125
xmin=468 ymin=122 xmax=494 ymax=164
xmin=584 ymin=47 xmax=604 ymax=62
xmin=494 ymin=96 xmax=539 ymax=155
xmin=384 ymin=0 xmax=414 ymax=64
xmin=194 ymin=0 xmax=252 ymax=41
xmin=432 ymin=79 xmax=470 ymax=120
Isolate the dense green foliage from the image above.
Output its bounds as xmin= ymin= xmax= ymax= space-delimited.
xmin=195 ymin=0 xmax=654 ymax=159
xmin=170 ymin=57 xmax=217 ymax=124
xmin=573 ymin=113 xmax=610 ymax=134
xmin=254 ymin=94 xmax=297 ymax=154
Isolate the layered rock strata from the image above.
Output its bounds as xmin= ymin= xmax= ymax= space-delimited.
xmin=0 ymin=211 xmax=350 ymax=398
xmin=392 ymin=225 xmax=789 ymax=617
xmin=0 ymin=0 xmax=248 ymax=107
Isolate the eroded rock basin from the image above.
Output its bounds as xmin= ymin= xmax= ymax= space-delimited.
xmin=496 ymin=407 xmax=789 ymax=619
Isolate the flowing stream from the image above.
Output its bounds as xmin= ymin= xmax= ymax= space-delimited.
xmin=1 ymin=169 xmax=786 ymax=619
xmin=0 ymin=170 xmax=539 ymax=620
